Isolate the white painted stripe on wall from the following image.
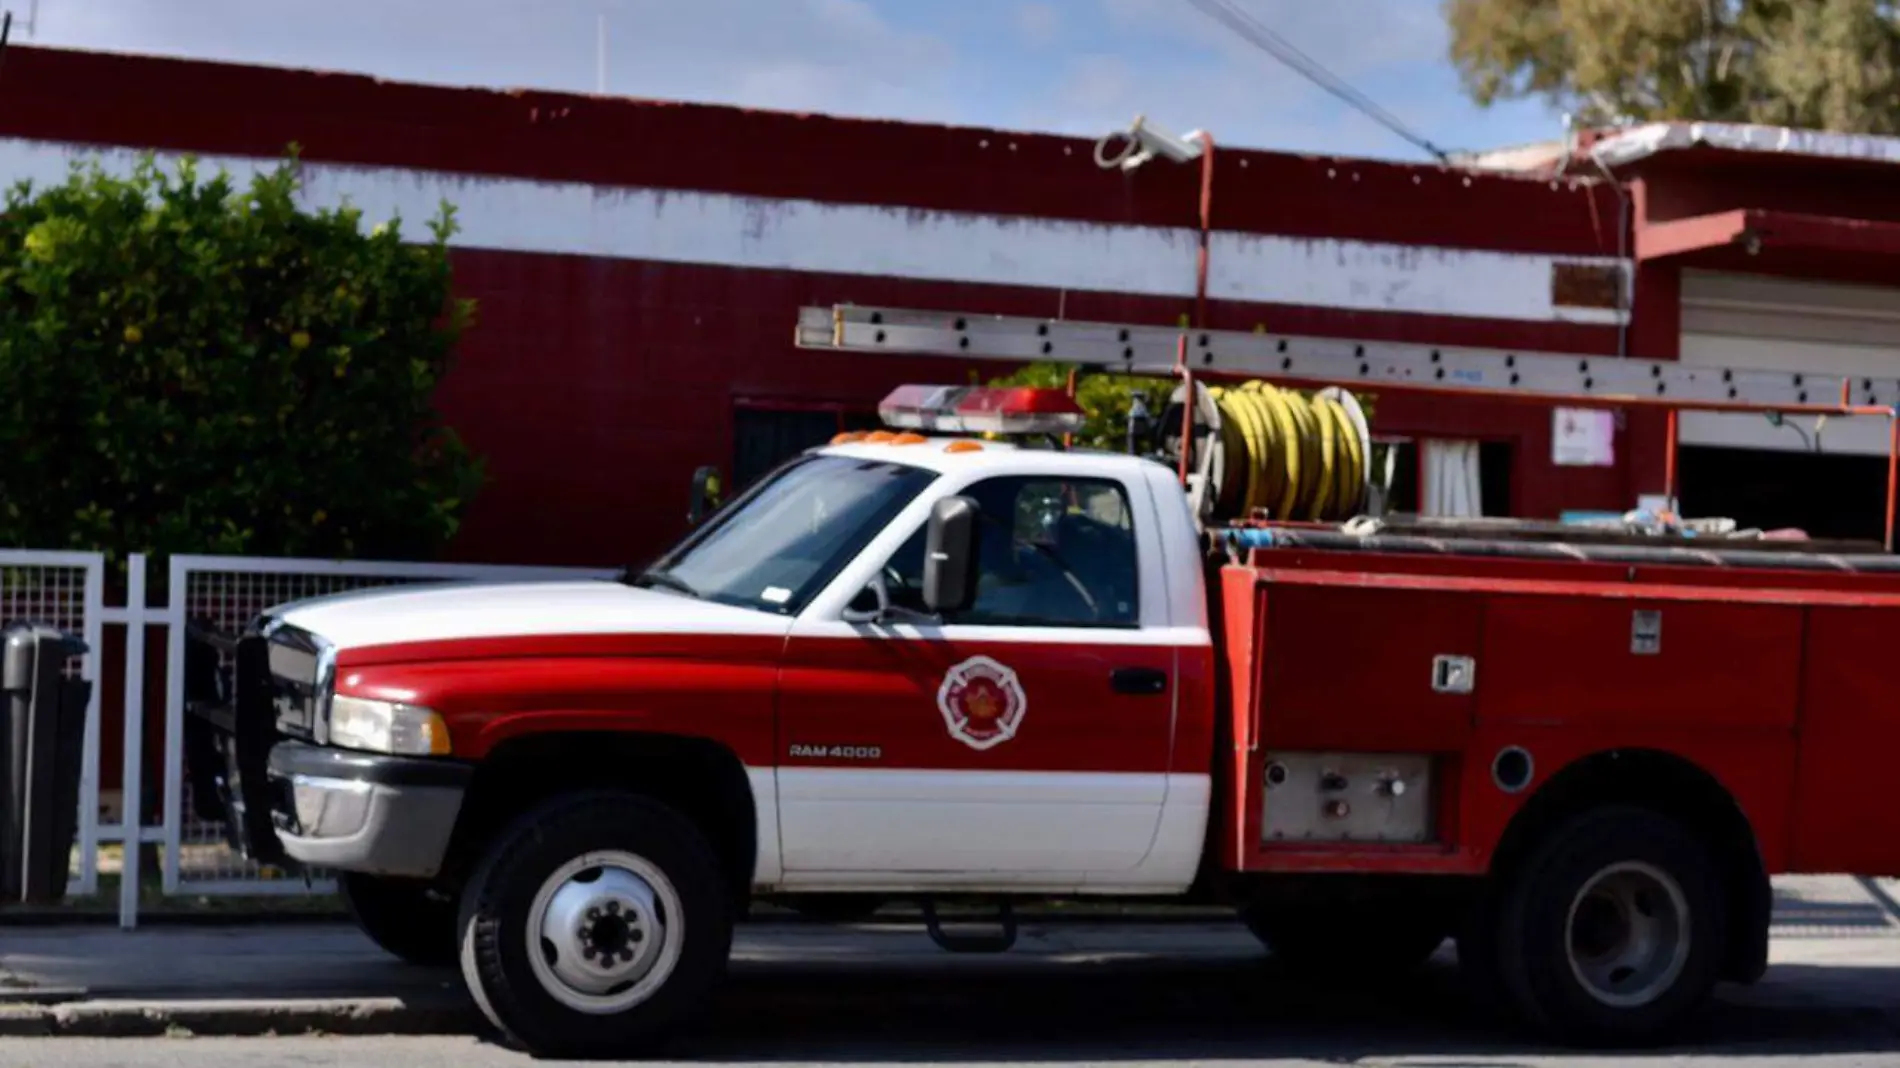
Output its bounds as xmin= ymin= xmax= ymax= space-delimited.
xmin=0 ymin=136 xmax=1627 ymax=325
xmin=1208 ymin=234 xmax=1625 ymax=326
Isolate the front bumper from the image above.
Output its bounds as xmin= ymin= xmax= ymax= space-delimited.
xmin=266 ymin=742 xmax=471 ymax=878
xmin=182 ymin=622 xmax=470 ymax=880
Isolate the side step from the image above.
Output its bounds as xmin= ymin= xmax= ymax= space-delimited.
xmin=921 ymin=899 xmax=1018 ymax=953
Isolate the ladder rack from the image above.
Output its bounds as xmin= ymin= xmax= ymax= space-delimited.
xmin=793 ymin=303 xmax=1900 ymax=551
xmin=794 ymin=305 xmax=1900 ymax=417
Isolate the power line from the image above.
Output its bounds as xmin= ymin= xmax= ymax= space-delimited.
xmin=1184 ymin=0 xmax=1442 ymax=158
xmin=1182 ymin=0 xmax=1450 ymax=162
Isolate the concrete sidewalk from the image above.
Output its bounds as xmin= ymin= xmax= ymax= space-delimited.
xmin=2 ymin=875 xmax=1898 ymax=1040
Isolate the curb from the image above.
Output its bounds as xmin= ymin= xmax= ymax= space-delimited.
xmin=0 ymin=905 xmax=1241 ymax=929
xmin=0 ymin=960 xmax=1273 ymax=1040
xmin=0 ymin=911 xmax=351 ymax=928
xmin=0 ymin=997 xmax=479 ymax=1038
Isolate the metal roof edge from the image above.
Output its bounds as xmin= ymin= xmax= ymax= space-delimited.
xmin=1590 ymin=120 xmax=1900 ymax=169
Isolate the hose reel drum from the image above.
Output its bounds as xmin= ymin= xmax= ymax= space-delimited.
xmin=1156 ymin=379 xmax=1376 ymax=527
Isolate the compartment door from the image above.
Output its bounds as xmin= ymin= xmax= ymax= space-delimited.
xmin=1248 ymin=582 xmax=1481 ymax=852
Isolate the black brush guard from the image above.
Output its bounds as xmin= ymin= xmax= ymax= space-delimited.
xmin=181 ymin=623 xmax=288 ymax=868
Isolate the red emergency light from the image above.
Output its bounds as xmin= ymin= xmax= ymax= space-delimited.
xmin=877 ymin=385 xmax=1087 ymax=437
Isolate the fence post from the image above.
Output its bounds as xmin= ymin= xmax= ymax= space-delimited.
xmin=161 ymin=554 xmax=186 ymax=897
xmin=116 ymin=555 xmax=147 ymax=929
xmin=75 ymin=559 xmax=105 ymax=897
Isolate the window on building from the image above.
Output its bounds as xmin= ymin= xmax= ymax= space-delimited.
xmin=883 ymin=476 xmax=1140 ymax=627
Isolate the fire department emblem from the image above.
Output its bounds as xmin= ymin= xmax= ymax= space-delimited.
xmin=937 ymin=656 xmax=1027 ymax=751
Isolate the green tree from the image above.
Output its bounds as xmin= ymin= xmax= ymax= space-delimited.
xmin=0 ymin=150 xmax=483 ymax=562
xmin=987 ymin=363 xmax=1173 ymax=452
xmin=1445 ymin=0 xmax=1900 ymax=133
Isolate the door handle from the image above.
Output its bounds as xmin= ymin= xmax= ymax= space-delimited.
xmin=1110 ymin=666 xmax=1169 ymax=696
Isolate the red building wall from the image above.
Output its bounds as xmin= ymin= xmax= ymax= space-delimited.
xmin=0 ymin=46 xmax=1666 ymax=569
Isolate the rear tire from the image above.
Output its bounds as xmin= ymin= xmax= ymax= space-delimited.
xmin=456 ymin=790 xmax=733 ymax=1058
xmin=1240 ymin=898 xmax=1449 ymax=977
xmin=1492 ymin=805 xmax=1727 ymax=1048
xmin=340 ymin=872 xmax=457 ymax=967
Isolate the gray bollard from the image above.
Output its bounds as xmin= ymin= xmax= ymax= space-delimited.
xmin=1 ymin=621 xmax=91 ymax=905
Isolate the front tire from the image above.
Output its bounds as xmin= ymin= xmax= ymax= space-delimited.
xmin=457 ymin=791 xmax=734 ymax=1058
xmin=1493 ymin=806 xmax=1727 ymax=1047
xmin=340 ymin=872 xmax=458 ymax=967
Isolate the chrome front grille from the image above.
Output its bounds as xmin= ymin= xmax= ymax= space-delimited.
xmin=259 ymin=621 xmax=333 ymax=741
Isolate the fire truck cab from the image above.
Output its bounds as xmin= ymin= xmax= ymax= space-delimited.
xmin=194 ymin=379 xmax=1900 ymax=1059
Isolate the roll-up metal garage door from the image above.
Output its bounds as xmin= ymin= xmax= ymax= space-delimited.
xmin=1681 ymin=270 xmax=1900 ymax=457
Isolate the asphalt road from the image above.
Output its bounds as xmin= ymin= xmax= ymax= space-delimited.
xmin=0 ymin=1038 xmax=1894 ymax=1068
xmin=7 ymin=876 xmax=1900 ymax=1066
xmin=7 ymin=946 xmax=1900 ymax=1067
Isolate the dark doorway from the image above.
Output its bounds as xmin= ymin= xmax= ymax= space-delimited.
xmin=1678 ymin=445 xmax=1888 ymax=543
xmin=1382 ymin=439 xmax=1514 ymax=516
xmin=731 ymin=406 xmax=880 ymax=491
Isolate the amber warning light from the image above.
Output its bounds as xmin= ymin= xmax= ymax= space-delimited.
xmin=876 ymin=385 xmax=1087 ymax=437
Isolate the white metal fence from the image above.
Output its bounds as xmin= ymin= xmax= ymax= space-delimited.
xmin=0 ymin=549 xmax=616 ymax=927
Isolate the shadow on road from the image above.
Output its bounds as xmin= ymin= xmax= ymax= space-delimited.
xmin=632 ymin=956 xmax=1900 ymax=1063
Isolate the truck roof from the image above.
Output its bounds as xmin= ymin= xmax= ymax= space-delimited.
xmin=813 ymin=439 xmax=1174 ymax=479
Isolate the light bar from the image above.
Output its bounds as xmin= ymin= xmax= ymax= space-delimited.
xmin=874 ymin=384 xmax=1087 ymax=437
xmin=878 ymin=384 xmax=968 ymax=431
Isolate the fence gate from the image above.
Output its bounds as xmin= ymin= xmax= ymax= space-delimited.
xmin=12 ymin=549 xmax=616 ymax=927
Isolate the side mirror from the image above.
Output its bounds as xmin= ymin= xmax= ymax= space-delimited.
xmin=687 ymin=465 xmax=723 ymax=526
xmin=923 ymin=495 xmax=980 ymax=614
xmin=841 ymin=573 xmax=891 ymax=625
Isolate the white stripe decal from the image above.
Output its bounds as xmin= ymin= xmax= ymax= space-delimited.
xmin=772 ymin=768 xmax=1208 ymax=889
xmin=0 ymin=137 xmax=1626 ymax=325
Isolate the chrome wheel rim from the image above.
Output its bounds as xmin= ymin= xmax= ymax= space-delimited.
xmin=1564 ymin=860 xmax=1691 ymax=1008
xmin=525 ymin=850 xmax=684 ymax=1014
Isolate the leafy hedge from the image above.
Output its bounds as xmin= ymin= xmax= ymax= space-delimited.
xmin=0 ymin=150 xmax=483 ymax=561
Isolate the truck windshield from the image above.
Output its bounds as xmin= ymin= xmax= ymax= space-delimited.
xmin=634 ymin=454 xmax=938 ymax=615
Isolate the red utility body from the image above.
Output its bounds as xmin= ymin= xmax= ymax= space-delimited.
xmin=1218 ymin=542 xmax=1900 ymax=881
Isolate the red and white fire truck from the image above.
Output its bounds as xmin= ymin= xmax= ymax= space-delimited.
xmin=192 ymin=304 xmax=1900 ymax=1058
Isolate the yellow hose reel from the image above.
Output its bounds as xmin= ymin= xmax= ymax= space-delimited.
xmin=1162 ymin=380 xmax=1373 ymax=525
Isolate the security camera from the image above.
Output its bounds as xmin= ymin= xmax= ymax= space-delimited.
xmin=1093 ymin=114 xmax=1208 ymax=171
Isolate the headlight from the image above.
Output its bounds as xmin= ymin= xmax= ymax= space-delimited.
xmin=327 ymin=694 xmax=452 ymax=756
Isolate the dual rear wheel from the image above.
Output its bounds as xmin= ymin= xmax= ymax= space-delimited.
xmin=1480 ymin=805 xmax=1728 ymax=1047
xmin=1243 ymin=806 xmax=1730 ymax=1048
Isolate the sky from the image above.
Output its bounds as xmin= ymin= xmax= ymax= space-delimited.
xmin=23 ymin=0 xmax=1566 ymax=163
